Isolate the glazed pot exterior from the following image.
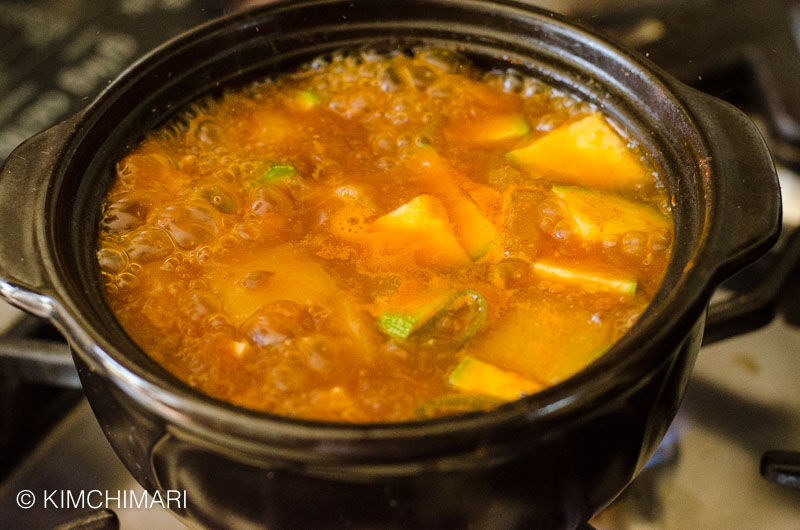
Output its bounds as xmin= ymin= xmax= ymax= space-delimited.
xmin=0 ymin=1 xmax=780 ymax=529
xmin=74 ymin=316 xmax=704 ymax=529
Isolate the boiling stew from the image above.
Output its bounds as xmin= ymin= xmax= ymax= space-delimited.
xmin=97 ymin=48 xmax=673 ymax=422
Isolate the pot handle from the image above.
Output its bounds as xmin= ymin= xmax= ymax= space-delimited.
xmin=0 ymin=115 xmax=81 ymax=318
xmin=703 ymin=226 xmax=800 ymax=345
xmin=684 ymin=88 xmax=782 ymax=278
xmin=679 ymin=88 xmax=783 ymax=344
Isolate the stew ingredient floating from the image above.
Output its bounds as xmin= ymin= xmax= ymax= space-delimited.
xmin=96 ymin=48 xmax=673 ymax=422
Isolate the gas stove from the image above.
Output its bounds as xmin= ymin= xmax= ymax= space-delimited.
xmin=0 ymin=1 xmax=798 ymax=528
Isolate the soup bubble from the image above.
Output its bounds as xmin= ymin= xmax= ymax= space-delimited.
xmin=125 ymin=226 xmax=174 ymax=263
xmin=97 ymin=245 xmax=128 ymax=273
xmin=649 ymin=231 xmax=672 ymax=253
xmin=156 ymin=203 xmax=219 ymax=250
xmin=379 ymin=66 xmax=405 ymax=93
xmin=101 ymin=198 xmax=150 ymax=234
xmin=552 ymin=219 xmax=575 ymax=241
xmin=240 ymin=300 xmax=315 ymax=349
xmin=622 ymin=230 xmax=648 ymax=256
xmin=200 ymin=185 xmax=237 ymax=214
xmin=116 ymin=272 xmax=138 ymax=290
xmin=406 ymin=65 xmax=437 ymax=91
xmin=419 ymin=48 xmax=467 ymax=73
xmin=195 ymin=120 xmax=224 ymax=145
xmin=490 ymin=259 xmax=532 ymax=289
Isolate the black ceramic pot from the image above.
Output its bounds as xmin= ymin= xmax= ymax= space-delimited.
xmin=0 ymin=1 xmax=781 ymax=529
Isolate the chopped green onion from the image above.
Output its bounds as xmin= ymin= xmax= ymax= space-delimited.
xmin=259 ymin=163 xmax=296 ymax=182
xmin=296 ymin=90 xmax=321 ymax=109
xmin=426 ymin=289 xmax=488 ymax=348
xmin=377 ymin=312 xmax=418 ymax=339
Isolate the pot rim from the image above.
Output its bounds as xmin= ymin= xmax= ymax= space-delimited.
xmin=2 ymin=0 xmax=779 ymax=457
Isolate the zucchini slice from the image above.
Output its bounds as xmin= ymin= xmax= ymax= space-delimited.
xmin=449 ymin=356 xmax=543 ymax=401
xmin=506 ymin=113 xmax=647 ymax=189
xmin=411 ymin=152 xmax=499 ymax=260
xmin=532 ymin=260 xmax=637 ymax=295
xmin=377 ymin=289 xmax=487 ymax=348
xmin=377 ymin=295 xmax=448 ymax=339
xmin=461 ymin=114 xmax=530 ymax=143
xmin=552 ymin=185 xmax=670 ymax=243
xmin=413 ymin=394 xmax=505 ymax=420
xmin=371 ymin=195 xmax=472 ymax=267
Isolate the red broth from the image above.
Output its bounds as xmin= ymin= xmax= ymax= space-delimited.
xmin=97 ymin=49 xmax=673 ymax=422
